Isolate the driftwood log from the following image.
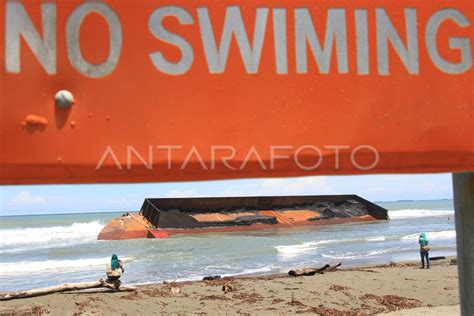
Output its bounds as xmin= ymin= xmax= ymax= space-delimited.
xmin=203 ymin=275 xmax=221 ymax=281
xmin=326 ymin=262 xmax=342 ymax=271
xmin=288 ymin=262 xmax=342 ymax=277
xmin=0 ymin=278 xmax=136 ymax=301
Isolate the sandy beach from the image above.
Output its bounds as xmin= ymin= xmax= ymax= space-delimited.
xmin=0 ymin=258 xmax=459 ymax=315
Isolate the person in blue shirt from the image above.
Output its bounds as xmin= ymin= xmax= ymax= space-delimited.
xmin=419 ymin=232 xmax=430 ymax=269
xmin=106 ymin=254 xmax=124 ymax=289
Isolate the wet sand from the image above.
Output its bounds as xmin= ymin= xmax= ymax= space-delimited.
xmin=0 ymin=259 xmax=459 ymax=315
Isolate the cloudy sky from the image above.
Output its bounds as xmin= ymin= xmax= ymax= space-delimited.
xmin=0 ymin=173 xmax=453 ymax=216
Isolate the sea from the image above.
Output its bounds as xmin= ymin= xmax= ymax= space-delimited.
xmin=0 ymin=200 xmax=456 ymax=292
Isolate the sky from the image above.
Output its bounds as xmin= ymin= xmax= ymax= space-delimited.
xmin=0 ymin=173 xmax=453 ymax=216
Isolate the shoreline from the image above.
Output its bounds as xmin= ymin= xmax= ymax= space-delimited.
xmin=0 ymin=257 xmax=460 ymax=315
xmin=128 ymin=255 xmax=456 ymax=288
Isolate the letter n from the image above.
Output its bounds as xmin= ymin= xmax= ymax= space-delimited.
xmin=6 ymin=2 xmax=56 ymax=74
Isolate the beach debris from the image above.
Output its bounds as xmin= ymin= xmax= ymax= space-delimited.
xmin=200 ymin=294 xmax=231 ymax=301
xmin=166 ymin=281 xmax=181 ymax=296
xmin=288 ymin=262 xmax=341 ymax=277
xmin=288 ymin=292 xmax=306 ymax=307
xmin=121 ymin=290 xmax=142 ymax=301
xmin=203 ymin=276 xmax=235 ymax=286
xmin=430 ymin=256 xmax=446 ymax=261
xmin=222 ymin=282 xmax=233 ymax=294
xmin=0 ymin=278 xmax=136 ymax=301
xmin=170 ymin=286 xmax=181 ymax=295
xmin=346 ymin=267 xmax=380 ymax=273
xmin=203 ymin=275 xmax=221 ymax=281
xmin=450 ymin=258 xmax=458 ymax=265
xmin=359 ymin=293 xmax=422 ymax=312
xmin=232 ymin=292 xmax=263 ymax=304
xmin=326 ymin=262 xmax=342 ymax=272
xmin=0 ymin=303 xmax=49 ymax=316
xmin=142 ymin=284 xmax=181 ymax=298
xmin=74 ymin=297 xmax=105 ymax=314
xmin=288 ymin=263 xmax=332 ymax=277
xmin=329 ymin=284 xmax=351 ymax=296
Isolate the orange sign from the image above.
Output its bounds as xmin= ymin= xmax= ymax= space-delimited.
xmin=1 ymin=0 xmax=473 ymax=184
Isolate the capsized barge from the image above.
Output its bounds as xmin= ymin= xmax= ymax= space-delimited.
xmin=98 ymin=195 xmax=389 ymax=240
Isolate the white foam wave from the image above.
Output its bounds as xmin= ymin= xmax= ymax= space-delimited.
xmin=226 ymin=266 xmax=275 ymax=277
xmin=389 ymin=209 xmax=454 ymax=219
xmin=275 ymin=241 xmax=319 ymax=258
xmin=321 ymin=252 xmax=360 ymax=260
xmin=0 ymin=257 xmax=132 ymax=275
xmin=322 ymin=247 xmax=413 ymax=260
xmin=401 ymin=230 xmax=456 ymax=241
xmin=365 ymin=236 xmax=386 ymax=242
xmin=0 ymin=256 xmax=130 ymax=275
xmin=0 ymin=221 xmax=104 ymax=249
xmin=276 ymin=229 xmax=455 ymax=261
xmin=275 ymin=236 xmax=388 ymax=259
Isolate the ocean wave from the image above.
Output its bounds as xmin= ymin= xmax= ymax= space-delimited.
xmin=364 ymin=236 xmax=386 ymax=242
xmin=0 ymin=256 xmax=130 ymax=275
xmin=388 ymin=209 xmax=454 ymax=219
xmin=320 ymin=230 xmax=456 ymax=260
xmin=275 ymin=229 xmax=455 ymax=260
xmin=225 ymin=265 xmax=275 ymax=277
xmin=400 ymin=230 xmax=456 ymax=241
xmin=275 ymin=236 xmax=388 ymax=258
xmin=321 ymin=247 xmax=414 ymax=260
xmin=0 ymin=221 xmax=104 ymax=249
xmin=275 ymin=241 xmax=320 ymax=258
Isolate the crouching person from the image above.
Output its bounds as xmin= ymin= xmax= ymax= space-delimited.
xmin=106 ymin=254 xmax=124 ymax=289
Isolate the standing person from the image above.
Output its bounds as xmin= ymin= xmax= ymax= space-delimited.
xmin=419 ymin=232 xmax=430 ymax=269
xmin=106 ymin=254 xmax=124 ymax=288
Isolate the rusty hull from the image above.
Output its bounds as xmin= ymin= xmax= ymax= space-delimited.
xmin=98 ymin=213 xmax=150 ymax=240
xmin=98 ymin=195 xmax=389 ymax=240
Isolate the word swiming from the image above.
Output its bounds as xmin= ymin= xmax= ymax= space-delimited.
xmin=5 ymin=3 xmax=472 ymax=77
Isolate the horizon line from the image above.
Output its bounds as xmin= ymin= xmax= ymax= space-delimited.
xmin=0 ymin=198 xmax=454 ymax=217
